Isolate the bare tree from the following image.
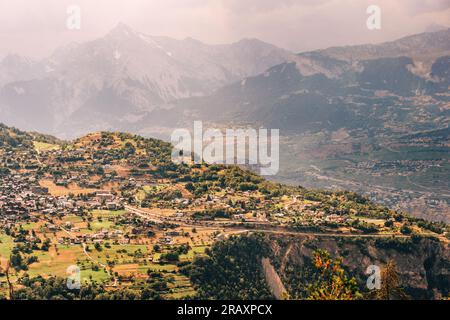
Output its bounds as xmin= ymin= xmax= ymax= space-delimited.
xmin=372 ymin=260 xmax=409 ymax=300
xmin=5 ymin=261 xmax=14 ymax=300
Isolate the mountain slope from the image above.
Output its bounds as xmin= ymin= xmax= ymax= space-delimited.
xmin=314 ymin=28 xmax=450 ymax=62
xmin=138 ymin=29 xmax=450 ymax=222
xmin=1 ymin=123 xmax=449 ymax=300
xmin=161 ymin=29 xmax=450 ymax=129
xmin=0 ymin=28 xmax=448 ymax=222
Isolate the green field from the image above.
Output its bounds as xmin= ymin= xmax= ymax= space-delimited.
xmin=0 ymin=233 xmax=14 ymax=259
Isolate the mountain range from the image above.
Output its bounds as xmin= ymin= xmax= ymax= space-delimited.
xmin=147 ymin=28 xmax=450 ymax=130
xmin=0 ymin=23 xmax=292 ymax=135
xmin=0 ymin=25 xmax=449 ymax=222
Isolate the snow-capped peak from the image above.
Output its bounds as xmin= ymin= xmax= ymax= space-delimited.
xmin=108 ymin=22 xmax=137 ymax=38
xmin=138 ymin=33 xmax=173 ymax=57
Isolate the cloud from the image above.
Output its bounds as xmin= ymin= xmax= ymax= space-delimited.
xmin=221 ymin=0 xmax=332 ymax=14
xmin=406 ymin=0 xmax=450 ymax=14
xmin=0 ymin=0 xmax=448 ymax=58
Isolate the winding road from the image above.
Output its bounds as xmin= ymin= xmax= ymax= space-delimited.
xmin=124 ymin=205 xmax=411 ymax=239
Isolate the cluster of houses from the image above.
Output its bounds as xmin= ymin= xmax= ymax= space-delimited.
xmin=57 ymin=228 xmax=129 ymax=246
xmin=354 ymin=159 xmax=443 ymax=176
xmin=0 ymin=174 xmax=39 ymax=225
xmin=0 ymin=171 xmax=124 ymax=230
xmin=159 ymin=189 xmax=352 ymax=226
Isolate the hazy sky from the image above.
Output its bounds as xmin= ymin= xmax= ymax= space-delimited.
xmin=0 ymin=0 xmax=449 ymax=58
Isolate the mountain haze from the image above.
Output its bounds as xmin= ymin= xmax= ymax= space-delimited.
xmin=0 ymin=23 xmax=292 ymax=136
xmin=137 ymin=29 xmax=450 ymax=222
xmin=0 ymin=27 xmax=449 ymax=222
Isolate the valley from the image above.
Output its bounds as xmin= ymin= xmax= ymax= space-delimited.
xmin=0 ymin=24 xmax=449 ymax=301
xmin=277 ymin=126 xmax=449 ymax=223
xmin=1 ymin=26 xmax=449 ymax=223
xmin=1 ymin=124 xmax=448 ymax=299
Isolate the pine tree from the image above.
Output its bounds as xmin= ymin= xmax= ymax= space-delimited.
xmin=371 ymin=260 xmax=409 ymax=300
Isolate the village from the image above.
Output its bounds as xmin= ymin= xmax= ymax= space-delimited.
xmin=1 ymin=128 xmax=448 ymax=299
